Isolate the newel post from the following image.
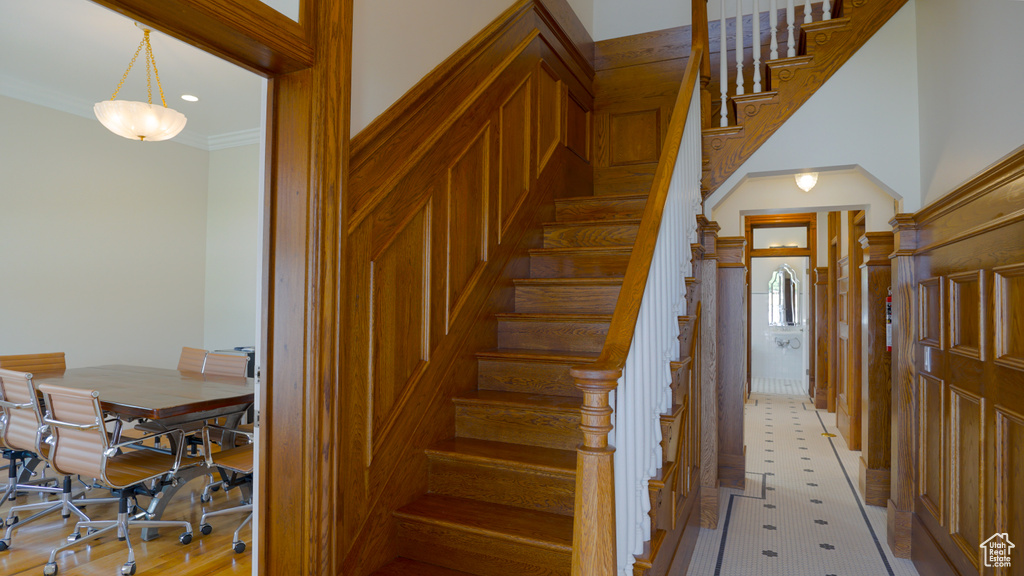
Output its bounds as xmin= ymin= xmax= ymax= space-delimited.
xmin=887 ymin=215 xmax=917 ymax=558
xmin=568 ymin=367 xmax=618 ymax=576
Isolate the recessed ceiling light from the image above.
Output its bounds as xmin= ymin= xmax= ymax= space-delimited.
xmin=181 ymin=94 xmax=199 ymax=102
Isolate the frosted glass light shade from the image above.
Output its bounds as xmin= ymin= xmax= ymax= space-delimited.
xmin=94 ymin=100 xmax=187 ymax=142
xmin=795 ymin=172 xmax=818 ymax=192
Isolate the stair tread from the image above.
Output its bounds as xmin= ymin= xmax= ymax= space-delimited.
xmin=396 ymin=494 xmax=574 ymax=550
xmin=477 ymin=348 xmax=600 ymax=363
xmin=555 ymin=193 xmax=648 ymax=203
xmin=530 ymin=246 xmax=632 ymax=254
xmin=514 ymin=276 xmax=624 ymax=286
xmin=427 ymin=438 xmax=577 ymax=474
xmin=543 ymin=218 xmax=642 ymax=227
xmin=454 ymin=390 xmax=583 ymax=412
xmin=731 ymin=90 xmax=779 ymax=103
xmin=495 ymin=312 xmax=613 ymax=322
xmin=800 ymin=15 xmax=851 ymax=30
xmin=702 ymin=125 xmax=744 ymax=137
xmin=373 ymin=558 xmax=477 ymax=576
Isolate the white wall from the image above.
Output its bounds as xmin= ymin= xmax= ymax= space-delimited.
xmin=705 ymin=1 xmax=921 ymax=212
xmin=916 ymin=0 xmax=1024 ymax=207
xmin=351 ymin=0 xmax=516 ymax=136
xmin=592 ymin=0 xmax=691 ymax=41
xmin=711 ymin=170 xmax=895 ymax=238
xmin=204 ymin=144 xmax=260 ymax=352
xmin=0 ymin=96 xmax=208 ymax=369
xmin=566 ymin=0 xmax=595 ymax=37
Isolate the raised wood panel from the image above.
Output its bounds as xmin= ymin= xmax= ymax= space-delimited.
xmin=608 ymin=109 xmax=661 ymax=166
xmin=996 ymin=408 xmax=1024 ymax=551
xmin=994 ymin=263 xmax=1024 ymax=371
xmin=500 ymin=75 xmax=534 ymax=239
xmin=918 ymin=374 xmax=946 ymax=525
xmin=371 ymin=205 xmax=431 ymax=448
xmin=537 ymin=61 xmax=563 ymax=173
xmin=918 ymin=277 xmax=944 ymax=349
xmin=447 ymin=127 xmax=492 ymax=329
xmin=949 ymin=386 xmax=983 ymax=568
xmin=565 ymin=90 xmax=590 ymax=161
xmin=948 ymin=271 xmax=984 ymax=361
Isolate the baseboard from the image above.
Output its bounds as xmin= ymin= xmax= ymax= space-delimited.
xmin=718 ymin=448 xmax=745 ymax=490
xmin=886 ymin=500 xmax=912 ymax=559
xmin=857 ymin=457 xmax=890 ymax=507
xmin=911 ymin=512 xmax=961 ymax=576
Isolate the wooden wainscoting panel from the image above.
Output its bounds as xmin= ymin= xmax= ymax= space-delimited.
xmin=996 ymin=408 xmax=1024 ymax=551
xmin=371 ymin=204 xmax=432 ymax=450
xmin=608 ymin=108 xmax=661 ymax=166
xmin=447 ymin=127 xmax=492 ymax=329
xmin=918 ymin=277 xmax=944 ymax=350
xmin=949 ymin=386 xmax=983 ymax=569
xmin=500 ymin=75 xmax=534 ymax=240
xmin=918 ymin=373 xmax=946 ymax=525
xmin=948 ymin=271 xmax=984 ymax=361
xmin=565 ymin=90 xmax=591 ymax=161
xmin=537 ymin=61 xmax=563 ymax=173
xmin=859 ymin=232 xmax=893 ymax=506
xmin=994 ymin=263 xmax=1024 ymax=371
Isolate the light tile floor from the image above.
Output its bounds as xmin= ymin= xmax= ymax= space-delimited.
xmin=751 ymin=377 xmax=806 ymax=396
xmin=686 ymin=392 xmax=919 ymax=576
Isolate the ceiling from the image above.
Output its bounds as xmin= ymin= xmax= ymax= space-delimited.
xmin=0 ymin=0 xmax=265 ymax=150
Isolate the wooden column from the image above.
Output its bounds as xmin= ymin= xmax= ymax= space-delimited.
xmin=858 ymin=232 xmax=894 ymax=507
xmin=887 ymin=215 xmax=917 ymax=558
xmin=813 ymin=267 xmax=829 ymax=409
xmin=697 ymin=216 xmax=720 ymax=528
xmin=716 ymin=237 xmax=746 ymax=490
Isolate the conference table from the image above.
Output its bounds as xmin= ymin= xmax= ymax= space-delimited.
xmin=32 ymin=365 xmax=255 ymax=540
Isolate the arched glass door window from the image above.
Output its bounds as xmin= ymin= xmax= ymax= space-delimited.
xmin=768 ymin=264 xmax=800 ymax=326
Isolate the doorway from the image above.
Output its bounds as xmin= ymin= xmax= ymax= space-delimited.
xmin=744 ymin=214 xmax=817 ymax=398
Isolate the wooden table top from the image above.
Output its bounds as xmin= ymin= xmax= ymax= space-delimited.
xmin=32 ymin=365 xmax=254 ymax=420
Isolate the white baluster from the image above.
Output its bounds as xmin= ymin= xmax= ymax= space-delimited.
xmin=823 ymin=0 xmax=831 ymax=20
xmin=769 ymin=0 xmax=778 ymax=60
xmin=735 ymin=0 xmax=744 ymax=96
xmin=720 ymin=1 xmax=728 ymax=126
xmin=804 ymin=0 xmax=812 ymax=23
xmin=753 ymin=0 xmax=762 ymax=93
xmin=786 ymin=0 xmax=795 ymax=57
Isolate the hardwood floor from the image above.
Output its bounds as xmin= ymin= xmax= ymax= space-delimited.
xmin=0 ymin=473 xmax=251 ymax=576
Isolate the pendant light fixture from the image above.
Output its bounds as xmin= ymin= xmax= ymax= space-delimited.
xmin=94 ymin=27 xmax=186 ymax=142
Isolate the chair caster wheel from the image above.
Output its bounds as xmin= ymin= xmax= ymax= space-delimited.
xmin=211 ymin=485 xmax=220 ymax=492
xmin=66 ymin=532 xmax=82 ymax=543
xmin=120 ymin=562 xmax=136 ymax=576
xmin=61 ymin=513 xmax=70 ymax=519
xmin=233 ymin=541 xmax=246 ymax=553
xmin=199 ymin=523 xmax=212 ymax=535
xmin=179 ymin=532 xmax=193 ymax=545
xmin=0 ymin=539 xmax=9 ymax=552
xmin=199 ymin=493 xmax=212 ymax=503
xmin=43 ymin=562 xmax=59 ymax=576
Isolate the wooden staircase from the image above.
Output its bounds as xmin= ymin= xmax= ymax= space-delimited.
xmin=702 ymin=0 xmax=909 ymax=193
xmin=371 ymin=193 xmax=644 ymax=576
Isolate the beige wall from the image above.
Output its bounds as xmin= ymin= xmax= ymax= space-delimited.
xmin=593 ymin=0 xmax=691 ymax=41
xmin=0 ymin=95 xmax=259 ymax=370
xmin=204 ymin=144 xmax=260 ymax=352
xmin=350 ymin=0 xmax=516 ymax=136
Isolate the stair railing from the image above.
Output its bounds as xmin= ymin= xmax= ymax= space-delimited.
xmin=712 ymin=0 xmax=833 ymax=126
xmin=568 ymin=16 xmax=706 ymax=576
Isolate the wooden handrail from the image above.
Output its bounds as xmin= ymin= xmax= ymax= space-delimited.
xmin=567 ymin=20 xmax=706 ymax=576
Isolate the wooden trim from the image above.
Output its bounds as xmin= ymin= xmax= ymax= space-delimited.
xmin=914 ymin=142 xmax=1024 ymax=226
xmin=91 ymin=0 xmax=314 ymax=75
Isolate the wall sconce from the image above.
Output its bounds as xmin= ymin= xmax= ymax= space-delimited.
xmin=795 ymin=172 xmax=818 ymax=192
xmin=94 ymin=27 xmax=187 ymax=142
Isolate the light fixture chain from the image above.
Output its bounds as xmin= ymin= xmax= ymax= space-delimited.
xmin=144 ymin=31 xmax=169 ymax=108
xmin=110 ymin=35 xmax=147 ymax=100
xmin=144 ymin=31 xmax=153 ymax=105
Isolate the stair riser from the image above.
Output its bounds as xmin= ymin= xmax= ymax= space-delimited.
xmin=543 ymin=223 xmax=639 ymax=248
xmin=429 ymin=459 xmax=575 ymax=516
xmin=398 ymin=520 xmax=571 ymax=576
xmin=530 ymin=251 xmax=631 ymax=278
xmin=456 ymin=405 xmax=582 ymax=451
xmin=514 ymin=285 xmax=620 ymax=314
xmin=478 ymin=359 xmax=582 ymax=398
xmin=497 ymin=320 xmax=609 ymax=353
xmin=555 ymin=198 xmax=647 ymax=221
